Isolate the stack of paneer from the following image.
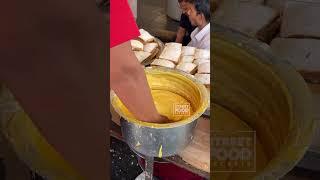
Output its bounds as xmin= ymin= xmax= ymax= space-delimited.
xmin=151 ymin=42 xmax=210 ymax=87
xmin=130 ymin=29 xmax=160 ymax=63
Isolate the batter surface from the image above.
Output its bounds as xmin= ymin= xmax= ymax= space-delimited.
xmin=115 ymin=89 xmax=193 ymax=122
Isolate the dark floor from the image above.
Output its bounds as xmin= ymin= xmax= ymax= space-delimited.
xmin=281 ymin=167 xmax=320 ymax=180
xmin=111 ymin=137 xmax=143 ymax=180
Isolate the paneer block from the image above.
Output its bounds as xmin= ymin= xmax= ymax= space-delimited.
xmin=214 ymin=3 xmax=278 ymax=37
xmin=271 ymin=38 xmax=320 ymax=72
xmin=281 ymin=1 xmax=320 ymax=38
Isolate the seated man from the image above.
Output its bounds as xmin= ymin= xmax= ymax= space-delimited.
xmin=186 ymin=0 xmax=210 ymax=50
xmin=175 ymin=0 xmax=196 ymax=46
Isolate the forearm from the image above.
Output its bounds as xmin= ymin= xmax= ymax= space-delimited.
xmin=111 ymin=70 xmax=159 ymax=121
xmin=110 ymin=42 xmax=160 ymax=122
xmin=175 ymin=27 xmax=186 ymax=43
xmin=175 ymin=33 xmax=184 ymax=43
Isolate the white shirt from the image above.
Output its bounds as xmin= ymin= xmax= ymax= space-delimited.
xmin=188 ymin=23 xmax=210 ymax=50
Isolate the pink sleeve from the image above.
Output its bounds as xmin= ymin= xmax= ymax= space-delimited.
xmin=110 ymin=0 xmax=140 ymax=48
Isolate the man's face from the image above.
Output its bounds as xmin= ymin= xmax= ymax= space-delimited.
xmin=187 ymin=4 xmax=201 ymax=26
xmin=179 ymin=1 xmax=189 ymax=14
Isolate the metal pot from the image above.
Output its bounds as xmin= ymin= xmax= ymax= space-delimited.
xmin=120 ymin=117 xmax=197 ymax=157
xmin=212 ymin=23 xmax=314 ymax=179
xmin=111 ymin=67 xmax=209 ymax=157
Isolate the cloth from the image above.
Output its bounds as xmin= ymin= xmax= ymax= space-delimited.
xmin=110 ymin=0 xmax=140 ymax=48
xmin=188 ymin=23 xmax=210 ymax=50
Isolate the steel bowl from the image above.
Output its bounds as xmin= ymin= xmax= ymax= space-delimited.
xmin=111 ymin=67 xmax=209 ymax=157
xmin=212 ymin=23 xmax=314 ymax=179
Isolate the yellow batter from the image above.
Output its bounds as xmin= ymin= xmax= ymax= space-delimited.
xmin=115 ymin=89 xmax=193 ymax=123
xmin=213 ymin=104 xmax=268 ymax=180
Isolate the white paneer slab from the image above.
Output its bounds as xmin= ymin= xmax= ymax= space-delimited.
xmin=131 ymin=40 xmax=144 ymax=51
xmin=151 ymin=59 xmax=176 ymax=69
xmin=143 ymin=42 xmax=158 ymax=53
xmin=180 ymin=56 xmax=195 ymax=63
xmin=193 ymin=59 xmax=210 ymax=66
xmin=195 ymin=73 xmax=210 ymax=85
xmin=181 ymin=46 xmax=196 ymax=56
xmin=194 ymin=49 xmax=210 ymax=60
xmin=213 ymin=3 xmax=278 ymax=37
xmin=165 ymin=42 xmax=182 ymax=49
xmin=198 ymin=62 xmax=210 ymax=74
xmin=159 ymin=44 xmax=182 ymax=64
xmin=281 ymin=1 xmax=320 ymax=38
xmin=138 ymin=29 xmax=154 ymax=43
xmin=270 ymin=38 xmax=320 ymax=72
xmin=176 ymin=63 xmax=197 ymax=74
xmin=134 ymin=51 xmax=151 ymax=63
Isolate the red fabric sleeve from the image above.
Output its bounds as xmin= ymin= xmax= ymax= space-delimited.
xmin=110 ymin=0 xmax=140 ymax=48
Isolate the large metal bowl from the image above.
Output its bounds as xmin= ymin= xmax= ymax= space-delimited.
xmin=111 ymin=67 xmax=209 ymax=157
xmin=212 ymin=23 xmax=314 ymax=179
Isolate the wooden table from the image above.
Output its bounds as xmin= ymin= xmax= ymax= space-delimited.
xmin=110 ymin=118 xmax=210 ymax=179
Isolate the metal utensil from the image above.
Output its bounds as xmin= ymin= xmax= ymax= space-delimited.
xmin=112 ymin=67 xmax=209 ymax=157
xmin=120 ymin=118 xmax=198 ymax=157
xmin=111 ymin=67 xmax=209 ymax=179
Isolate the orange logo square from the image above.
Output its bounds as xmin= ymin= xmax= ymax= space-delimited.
xmin=173 ymin=103 xmax=191 ymax=116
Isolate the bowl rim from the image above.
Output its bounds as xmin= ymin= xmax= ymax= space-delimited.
xmin=110 ymin=66 xmax=210 ymax=129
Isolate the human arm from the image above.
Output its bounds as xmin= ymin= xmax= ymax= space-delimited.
xmin=110 ymin=41 xmax=168 ymax=123
xmin=109 ymin=0 xmax=168 ymax=123
xmin=176 ymin=13 xmax=191 ymax=43
xmin=175 ymin=26 xmax=186 ymax=43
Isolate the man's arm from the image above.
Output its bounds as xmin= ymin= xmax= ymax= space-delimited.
xmin=110 ymin=41 xmax=166 ymax=123
xmin=175 ymin=27 xmax=186 ymax=43
xmin=109 ymin=0 xmax=168 ymax=123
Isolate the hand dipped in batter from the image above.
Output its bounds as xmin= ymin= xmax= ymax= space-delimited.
xmin=149 ymin=115 xmax=171 ymax=124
